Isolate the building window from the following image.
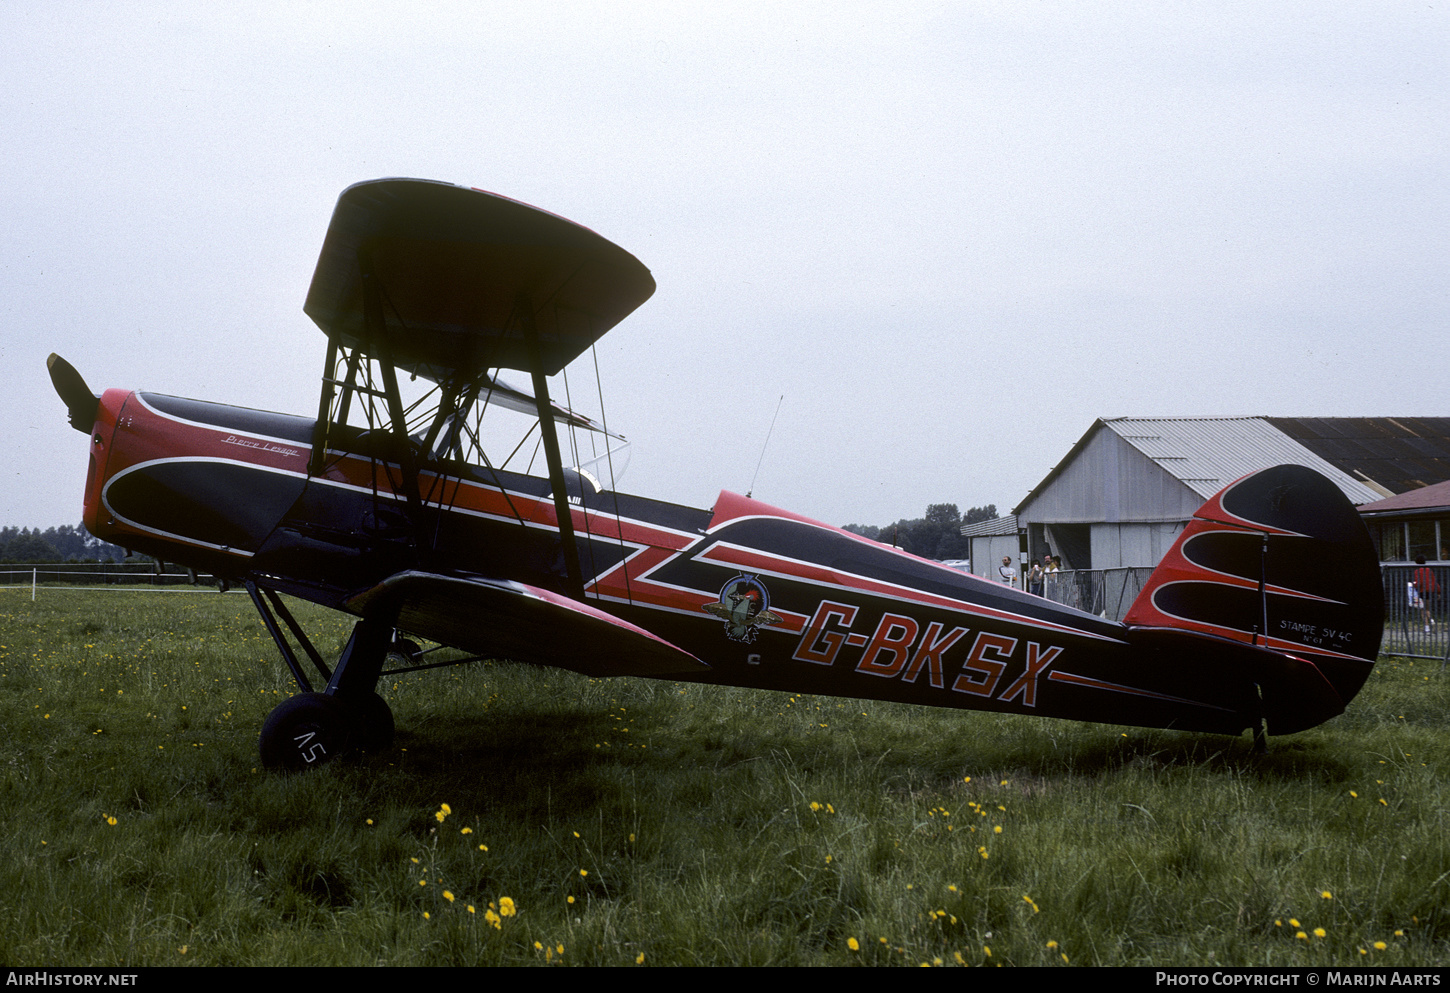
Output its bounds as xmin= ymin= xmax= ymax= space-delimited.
xmin=1408 ymin=521 xmax=1438 ymax=562
xmin=1374 ymin=519 xmax=1447 ymax=563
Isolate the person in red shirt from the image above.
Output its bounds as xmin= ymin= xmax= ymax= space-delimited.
xmin=1412 ymin=555 xmax=1440 ymax=632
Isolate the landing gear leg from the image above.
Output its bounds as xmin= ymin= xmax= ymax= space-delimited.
xmin=257 ymin=614 xmax=397 ymax=768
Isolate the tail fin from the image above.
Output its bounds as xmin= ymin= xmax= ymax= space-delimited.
xmin=1125 ymin=464 xmax=1383 ymax=732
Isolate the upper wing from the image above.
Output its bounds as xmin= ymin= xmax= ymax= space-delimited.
xmin=345 ymin=570 xmax=705 ymax=678
xmin=304 ymin=178 xmax=656 ymax=380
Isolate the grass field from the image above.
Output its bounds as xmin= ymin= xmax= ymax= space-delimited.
xmin=1 ymin=588 xmax=1447 ymax=966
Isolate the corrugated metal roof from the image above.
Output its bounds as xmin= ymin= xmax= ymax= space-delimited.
xmin=1100 ymin=417 xmax=1384 ymax=504
xmin=1265 ymin=417 xmax=1450 ymax=494
xmin=959 ymin=514 xmax=1019 ymax=537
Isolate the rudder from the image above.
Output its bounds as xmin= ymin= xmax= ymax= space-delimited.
xmin=1124 ymin=464 xmax=1383 ymax=730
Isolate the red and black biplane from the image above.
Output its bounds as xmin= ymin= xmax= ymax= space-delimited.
xmin=48 ymin=179 xmax=1384 ymax=768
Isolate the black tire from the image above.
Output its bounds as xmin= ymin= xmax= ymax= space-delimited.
xmin=259 ymin=692 xmax=352 ymax=770
xmin=386 ymin=637 xmax=422 ymax=668
xmin=340 ymin=691 xmax=395 ymax=753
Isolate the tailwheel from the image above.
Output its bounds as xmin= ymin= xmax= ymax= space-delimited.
xmin=339 ymin=690 xmax=395 ymax=752
xmin=259 ymin=692 xmax=353 ymax=770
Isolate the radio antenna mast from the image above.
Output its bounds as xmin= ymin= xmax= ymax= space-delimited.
xmin=747 ymin=395 xmax=784 ymax=499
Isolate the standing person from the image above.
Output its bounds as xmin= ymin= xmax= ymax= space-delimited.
xmin=1043 ymin=553 xmax=1060 ymax=602
xmin=1412 ymin=555 xmax=1440 ymax=632
xmin=998 ymin=556 xmax=1017 ymax=587
xmin=1028 ymin=559 xmax=1044 ymax=596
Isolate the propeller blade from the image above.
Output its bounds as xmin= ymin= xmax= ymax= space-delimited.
xmin=47 ymin=353 xmax=99 ymax=433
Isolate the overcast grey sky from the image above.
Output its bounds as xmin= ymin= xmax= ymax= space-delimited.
xmin=4 ymin=1 xmax=1445 ymax=534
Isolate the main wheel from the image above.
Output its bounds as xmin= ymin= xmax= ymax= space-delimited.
xmin=259 ymin=692 xmax=352 ymax=770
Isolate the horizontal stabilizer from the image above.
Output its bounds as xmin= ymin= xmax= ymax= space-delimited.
xmin=345 ymin=571 xmax=706 ymax=678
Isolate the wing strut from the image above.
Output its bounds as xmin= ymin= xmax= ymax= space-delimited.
xmin=361 ymin=249 xmax=424 ymax=522
xmin=520 ymin=292 xmax=586 ymax=599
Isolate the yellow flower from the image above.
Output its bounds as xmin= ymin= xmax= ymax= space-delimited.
xmin=1321 ymin=890 xmax=1333 ymax=899
xmin=810 ymin=802 xmax=821 ymax=812
xmin=1289 ymin=918 xmax=1300 ymax=928
xmin=636 ymin=952 xmax=645 ymax=964
xmin=105 ymin=816 xmax=117 ymax=826
xmin=983 ymin=945 xmax=992 ymax=957
xmin=485 ymin=909 xmax=501 ymax=929
xmin=499 ymin=896 xmax=516 ymax=917
xmin=1374 ymin=941 xmax=1387 ymax=951
xmin=848 ymin=937 xmax=860 ymax=951
xmin=567 ymin=895 xmax=575 ymax=904
xmin=1296 ymin=931 xmax=1308 ymax=941
xmin=580 ymin=869 xmax=588 ymax=876
xmin=1047 ymin=940 xmax=1058 ymax=948
xmin=994 ymin=825 xmax=1002 ymax=834
xmin=1314 ymin=928 xmax=1326 ymax=938
xmin=461 ymin=827 xmax=472 ymax=834
xmin=444 ymin=890 xmax=455 ymax=903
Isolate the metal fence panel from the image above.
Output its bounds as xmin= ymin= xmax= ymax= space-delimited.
xmin=1041 ymin=568 xmax=1153 ymax=620
xmin=1380 ymin=564 xmax=1448 ymax=662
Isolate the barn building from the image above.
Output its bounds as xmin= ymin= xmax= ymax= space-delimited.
xmin=962 ymin=417 xmax=1450 ymax=616
xmin=1013 ymin=416 xmax=1450 ymax=571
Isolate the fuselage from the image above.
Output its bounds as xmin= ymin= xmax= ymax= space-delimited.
xmin=83 ymin=388 xmax=1365 ymax=737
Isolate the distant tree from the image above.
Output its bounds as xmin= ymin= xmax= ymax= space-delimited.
xmin=963 ymin=504 xmax=997 ymax=526
xmin=0 ymin=523 xmax=127 ymax=563
xmin=840 ymin=502 xmax=999 ymax=561
xmin=2 ymin=529 xmax=62 ymax=563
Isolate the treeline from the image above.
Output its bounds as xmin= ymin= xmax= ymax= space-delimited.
xmin=0 ymin=525 xmax=130 ymax=563
xmin=842 ymin=503 xmax=997 ymax=560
